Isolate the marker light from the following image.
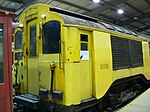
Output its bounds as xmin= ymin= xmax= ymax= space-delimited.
xmin=117 ymin=9 xmax=124 ymax=14
xmin=42 ymin=14 xmax=46 ymax=19
xmin=92 ymin=0 xmax=100 ymax=3
xmin=18 ymin=23 xmax=23 ymax=28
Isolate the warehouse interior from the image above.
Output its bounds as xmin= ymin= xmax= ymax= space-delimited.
xmin=0 ymin=0 xmax=150 ymax=112
xmin=0 ymin=0 xmax=150 ymax=35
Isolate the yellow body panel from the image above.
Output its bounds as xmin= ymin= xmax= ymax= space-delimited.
xmin=64 ymin=28 xmax=93 ymax=105
xmin=38 ymin=54 xmax=64 ymax=91
xmin=38 ymin=54 xmax=65 ymax=105
xmin=64 ymin=63 xmax=81 ymax=105
xmin=80 ymin=61 xmax=92 ymax=100
xmin=79 ymin=30 xmax=92 ymax=100
xmin=92 ymin=31 xmax=113 ymax=99
xmin=143 ymin=42 xmax=150 ymax=79
xmin=65 ymin=27 xmax=80 ymax=62
xmin=27 ymin=19 xmax=39 ymax=95
xmin=28 ymin=59 xmax=39 ymax=94
xmin=19 ymin=65 xmax=26 ymax=93
xmin=63 ymin=27 xmax=81 ymax=105
xmin=113 ymin=67 xmax=143 ymax=81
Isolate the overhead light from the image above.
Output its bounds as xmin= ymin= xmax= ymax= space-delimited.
xmin=117 ymin=9 xmax=124 ymax=14
xmin=11 ymin=3 xmax=14 ymax=7
xmin=134 ymin=17 xmax=138 ymax=20
xmin=92 ymin=0 xmax=100 ymax=3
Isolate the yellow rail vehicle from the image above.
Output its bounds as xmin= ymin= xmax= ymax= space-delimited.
xmin=14 ymin=4 xmax=150 ymax=112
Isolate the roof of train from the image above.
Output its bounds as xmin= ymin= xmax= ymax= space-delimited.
xmin=50 ymin=7 xmax=150 ymax=41
xmin=60 ymin=13 xmax=150 ymax=42
xmin=22 ymin=4 xmax=150 ymax=41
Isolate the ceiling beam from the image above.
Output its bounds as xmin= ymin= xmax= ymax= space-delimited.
xmin=135 ymin=25 xmax=150 ymax=32
xmin=99 ymin=11 xmax=150 ymax=34
xmin=117 ymin=12 xmax=150 ymax=26
xmin=0 ymin=6 xmax=16 ymax=12
xmin=126 ymin=24 xmax=150 ymax=35
xmin=85 ymin=0 xmax=126 ymax=17
xmin=6 ymin=0 xmax=23 ymax=4
xmin=53 ymin=0 xmax=91 ymax=12
xmin=99 ymin=13 xmax=118 ymax=23
xmin=125 ymin=2 xmax=143 ymax=14
xmin=145 ymin=0 xmax=150 ymax=5
xmin=16 ymin=0 xmax=37 ymax=14
xmin=14 ymin=0 xmax=37 ymax=20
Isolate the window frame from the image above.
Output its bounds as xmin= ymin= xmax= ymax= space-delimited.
xmin=29 ymin=25 xmax=37 ymax=57
xmin=80 ymin=34 xmax=88 ymax=51
xmin=15 ymin=30 xmax=23 ymax=50
xmin=42 ymin=20 xmax=61 ymax=54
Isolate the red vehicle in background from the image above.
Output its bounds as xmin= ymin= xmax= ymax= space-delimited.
xmin=0 ymin=11 xmax=15 ymax=112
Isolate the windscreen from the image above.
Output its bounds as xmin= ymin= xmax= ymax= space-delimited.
xmin=15 ymin=30 xmax=23 ymax=49
xmin=42 ymin=20 xmax=61 ymax=54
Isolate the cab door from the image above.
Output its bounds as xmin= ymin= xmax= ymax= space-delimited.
xmin=0 ymin=17 xmax=12 ymax=112
xmin=26 ymin=19 xmax=39 ymax=95
xmin=79 ymin=30 xmax=92 ymax=100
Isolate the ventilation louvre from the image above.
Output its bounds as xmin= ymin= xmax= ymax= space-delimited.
xmin=111 ymin=36 xmax=143 ymax=70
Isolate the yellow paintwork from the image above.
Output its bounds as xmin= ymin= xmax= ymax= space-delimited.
xmin=143 ymin=42 xmax=150 ymax=79
xmin=27 ymin=18 xmax=39 ymax=95
xmin=28 ymin=59 xmax=39 ymax=94
xmin=112 ymin=67 xmax=144 ymax=81
xmin=80 ymin=30 xmax=92 ymax=100
xmin=64 ymin=63 xmax=81 ymax=105
xmin=64 ymin=27 xmax=80 ymax=62
xmin=92 ymin=31 xmax=113 ymax=98
xmin=14 ymin=3 xmax=150 ymax=107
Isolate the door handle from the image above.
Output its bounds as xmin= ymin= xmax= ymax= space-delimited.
xmin=26 ymin=49 xmax=29 ymax=56
xmin=59 ymin=40 xmax=64 ymax=69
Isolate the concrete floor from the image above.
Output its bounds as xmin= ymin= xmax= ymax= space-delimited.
xmin=117 ymin=88 xmax=150 ymax=112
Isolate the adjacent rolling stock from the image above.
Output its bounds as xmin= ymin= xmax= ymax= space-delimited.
xmin=0 ymin=11 xmax=14 ymax=112
xmin=13 ymin=4 xmax=150 ymax=112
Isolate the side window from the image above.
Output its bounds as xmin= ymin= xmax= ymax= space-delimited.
xmin=15 ymin=30 xmax=23 ymax=60
xmin=15 ymin=52 xmax=23 ymax=60
xmin=80 ymin=34 xmax=88 ymax=51
xmin=0 ymin=24 xmax=4 ymax=83
xmin=30 ymin=26 xmax=36 ymax=56
xmin=15 ymin=30 xmax=23 ymax=49
xmin=42 ymin=20 xmax=61 ymax=54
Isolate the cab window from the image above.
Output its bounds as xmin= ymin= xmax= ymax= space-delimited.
xmin=30 ymin=26 xmax=36 ymax=56
xmin=15 ymin=30 xmax=23 ymax=49
xmin=42 ymin=20 xmax=61 ymax=54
